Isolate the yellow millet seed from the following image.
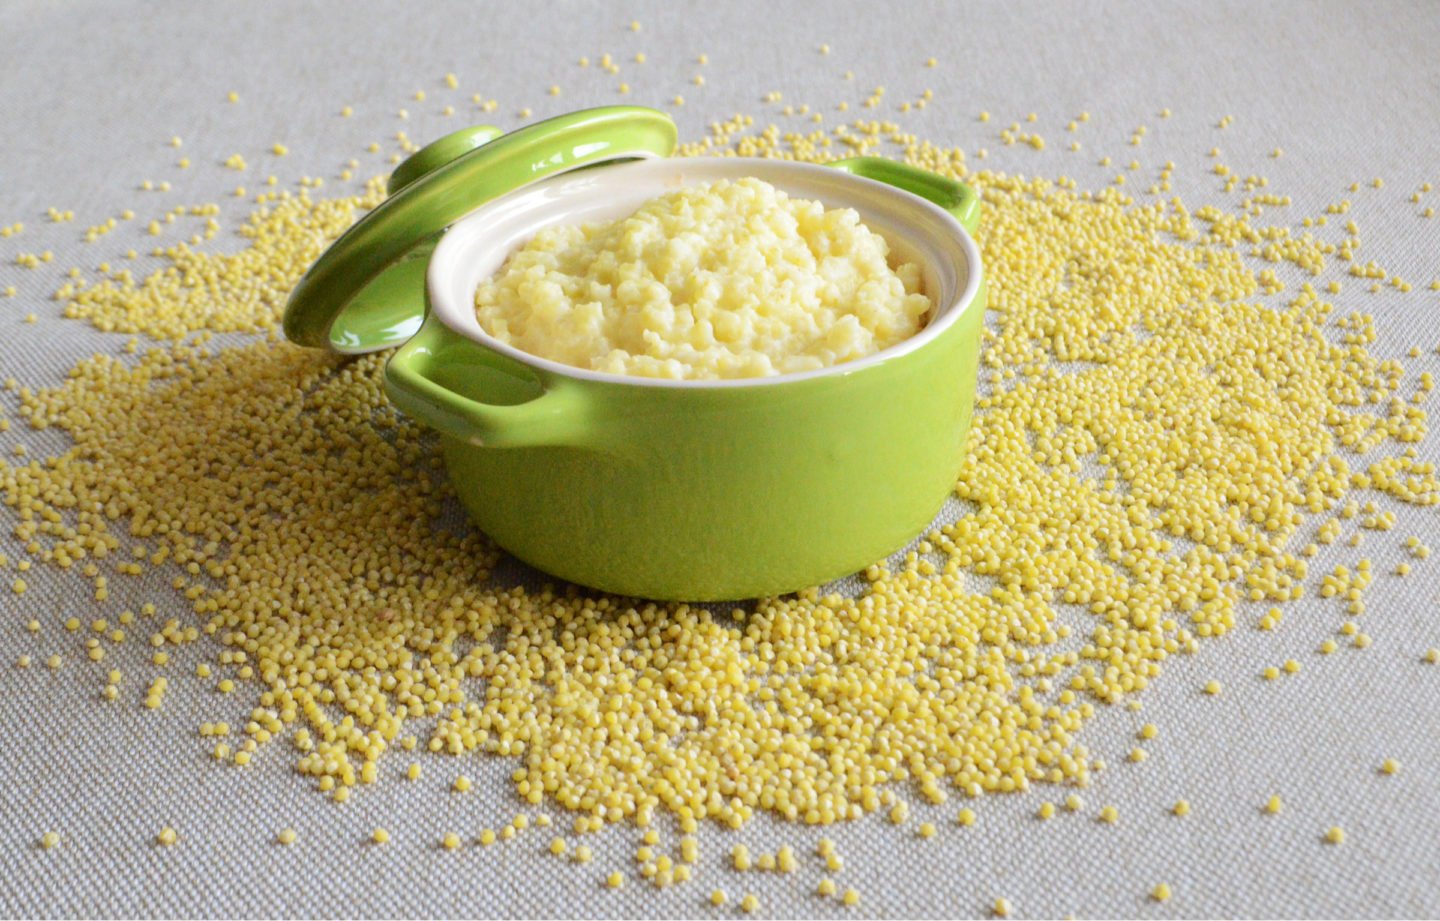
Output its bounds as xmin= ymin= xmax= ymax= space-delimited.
xmin=371 ymin=828 xmax=389 ymax=845
xmin=607 ymin=872 xmax=625 ymax=889
xmin=1266 ymin=795 xmax=1284 ymax=815
xmin=993 ymin=897 xmax=1013 ymax=917
xmin=710 ymin=890 xmax=726 ymax=906
xmin=156 ymin=827 xmax=177 ymax=847
xmin=1152 ymin=882 xmax=1172 ymax=902
xmin=40 ymin=832 xmax=60 ymax=850
xmin=1173 ymin=800 xmax=1191 ymax=817
xmin=1099 ymin=806 xmax=1119 ymax=824
xmin=1036 ymin=802 xmax=1055 ymax=821
xmin=732 ymin=844 xmax=751 ymax=871
xmin=1381 ymin=758 xmax=1400 ymax=775
xmin=277 ymin=828 xmax=297 ymax=845
xmin=1325 ymin=826 xmax=1345 ymax=845
xmin=740 ymin=894 xmax=760 ymax=913
xmin=2 ymin=109 xmax=1435 ymax=883
xmin=842 ymin=888 xmax=860 ymax=907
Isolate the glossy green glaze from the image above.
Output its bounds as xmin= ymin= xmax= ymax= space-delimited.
xmin=828 ymin=156 xmax=981 ymax=234
xmin=387 ymin=124 xmax=505 ymax=196
xmin=382 ymin=154 xmax=986 ymax=600
xmin=282 ymin=107 xmax=678 ymax=353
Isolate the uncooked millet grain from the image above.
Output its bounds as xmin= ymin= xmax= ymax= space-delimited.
xmin=1 ymin=71 xmax=1438 ymax=912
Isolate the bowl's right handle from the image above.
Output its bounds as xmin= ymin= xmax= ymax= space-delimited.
xmin=826 ymin=157 xmax=980 ymax=234
xmin=385 ymin=315 xmax=588 ymax=449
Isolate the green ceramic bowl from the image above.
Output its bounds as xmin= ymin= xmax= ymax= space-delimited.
xmin=385 ymin=156 xmax=986 ymax=600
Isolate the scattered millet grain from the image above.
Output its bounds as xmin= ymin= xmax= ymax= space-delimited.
xmin=1 ymin=80 xmax=1437 ymax=919
xmin=732 ymin=844 xmax=751 ymax=871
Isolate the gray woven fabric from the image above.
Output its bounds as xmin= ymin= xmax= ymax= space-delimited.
xmin=2 ymin=0 xmax=1439 ymax=916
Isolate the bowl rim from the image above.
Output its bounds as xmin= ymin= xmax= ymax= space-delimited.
xmin=427 ymin=156 xmax=983 ymax=390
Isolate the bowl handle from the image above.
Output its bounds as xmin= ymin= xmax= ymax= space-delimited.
xmin=385 ymin=316 xmax=587 ymax=448
xmin=826 ymin=157 xmax=980 ymax=234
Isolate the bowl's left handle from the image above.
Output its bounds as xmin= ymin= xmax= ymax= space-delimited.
xmin=826 ymin=156 xmax=980 ymax=235
xmin=385 ymin=317 xmax=587 ymax=449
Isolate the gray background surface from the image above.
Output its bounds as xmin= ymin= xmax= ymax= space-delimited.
xmin=2 ymin=0 xmax=1439 ymax=917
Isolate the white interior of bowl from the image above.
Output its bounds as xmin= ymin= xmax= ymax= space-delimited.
xmin=427 ymin=157 xmax=981 ymax=388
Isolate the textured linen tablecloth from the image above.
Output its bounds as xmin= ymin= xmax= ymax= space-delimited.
xmin=2 ymin=1 xmax=1439 ymax=917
